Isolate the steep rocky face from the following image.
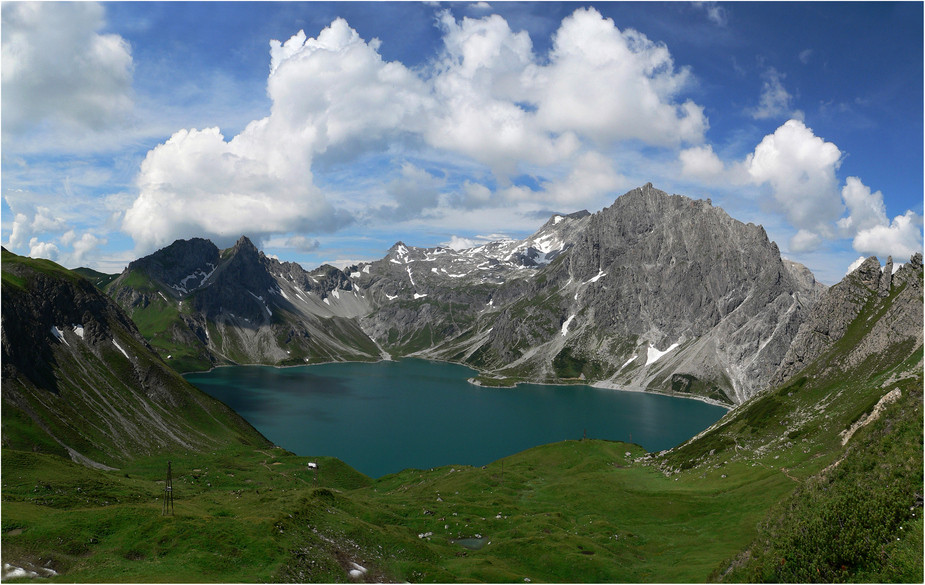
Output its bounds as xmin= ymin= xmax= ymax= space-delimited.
xmin=1 ymin=249 xmax=267 ymax=468
xmin=2 ymin=252 xmax=138 ymax=395
xmin=192 ymin=236 xmax=278 ymax=320
xmin=772 ymin=253 xmax=923 ymax=386
xmin=436 ymin=184 xmax=821 ymax=403
xmin=351 ymin=211 xmax=594 ymax=362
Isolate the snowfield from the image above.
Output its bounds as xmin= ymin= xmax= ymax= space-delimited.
xmin=561 ymin=314 xmax=576 ymax=336
xmin=645 ymin=343 xmax=679 ymax=365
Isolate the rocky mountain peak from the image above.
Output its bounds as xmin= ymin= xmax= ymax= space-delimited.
xmin=894 ymin=253 xmax=923 ymax=289
xmin=230 ymin=235 xmax=260 ymax=257
xmin=311 ymin=264 xmax=354 ymax=295
xmin=542 ymin=209 xmax=590 ymax=228
xmin=853 ymin=256 xmax=883 ymax=288
xmin=124 ymin=237 xmax=219 ymax=292
xmin=387 ymin=241 xmax=410 ymax=256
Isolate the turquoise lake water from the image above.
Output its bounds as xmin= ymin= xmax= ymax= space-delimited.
xmin=185 ymin=359 xmax=727 ymax=478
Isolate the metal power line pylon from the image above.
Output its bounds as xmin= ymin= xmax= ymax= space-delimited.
xmin=162 ymin=461 xmax=174 ymax=516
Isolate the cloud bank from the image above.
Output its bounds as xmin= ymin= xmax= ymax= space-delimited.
xmin=123 ymin=7 xmax=707 ymax=253
xmin=7 ymin=3 xmax=917 ymax=273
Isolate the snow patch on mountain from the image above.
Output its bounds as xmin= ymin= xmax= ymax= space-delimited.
xmin=561 ymin=314 xmax=576 ymax=336
xmin=645 ymin=343 xmax=679 ymax=365
xmin=584 ymin=270 xmax=607 ymax=285
xmin=112 ymin=339 xmax=130 ymax=359
xmin=51 ymin=326 xmax=68 ymax=345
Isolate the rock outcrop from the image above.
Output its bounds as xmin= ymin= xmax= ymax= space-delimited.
xmin=772 ymin=253 xmax=923 ymax=386
xmin=106 ymin=236 xmax=378 ymax=371
xmin=417 ymin=184 xmax=820 ymax=403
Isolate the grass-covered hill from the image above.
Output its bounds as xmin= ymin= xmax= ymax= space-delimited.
xmin=1 ymin=252 xmax=921 ymax=582
xmin=1 ymin=248 xmax=269 ymax=468
xmin=71 ymin=267 xmax=118 ymax=290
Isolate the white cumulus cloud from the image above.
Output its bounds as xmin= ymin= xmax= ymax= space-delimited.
xmin=745 ymin=119 xmax=843 ymax=250
xmin=6 ymin=206 xmax=67 ymax=249
xmin=73 ymin=233 xmax=107 ymax=262
xmin=679 ymin=144 xmax=724 ymax=181
xmin=541 ymin=151 xmax=626 ymax=205
xmin=833 ymin=176 xmax=922 ymax=260
xmin=123 ymin=126 xmax=349 ymax=252
xmin=534 ymin=7 xmax=706 ymax=146
xmin=1 ymin=1 xmax=133 ymax=139
xmin=789 ymin=229 xmax=823 ymax=253
xmin=444 ymin=235 xmax=480 ymax=250
xmin=28 ymin=237 xmax=59 ymax=261
xmin=837 ymin=176 xmax=888 ymax=234
xmin=852 ymin=210 xmax=923 ymax=260
xmin=846 ymin=255 xmax=867 ymax=275
xmin=428 ymin=11 xmax=577 ymax=176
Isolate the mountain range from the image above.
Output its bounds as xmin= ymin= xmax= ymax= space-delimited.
xmin=104 ymin=184 xmax=828 ymax=406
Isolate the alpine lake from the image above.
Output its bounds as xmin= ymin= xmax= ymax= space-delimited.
xmin=185 ymin=359 xmax=727 ymax=478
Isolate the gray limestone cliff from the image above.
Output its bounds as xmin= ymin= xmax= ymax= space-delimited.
xmin=445 ymin=184 xmax=821 ymax=403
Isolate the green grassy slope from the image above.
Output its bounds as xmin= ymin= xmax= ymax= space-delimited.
xmin=105 ymin=269 xmax=217 ymax=372
xmin=2 ymin=439 xmax=793 ymax=583
xmin=659 ymin=257 xmax=924 ymax=582
xmin=3 ymin=357 xmax=920 ymax=583
xmin=72 ymin=267 xmax=118 ymax=290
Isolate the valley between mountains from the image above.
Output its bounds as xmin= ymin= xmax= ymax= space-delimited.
xmin=2 ymin=184 xmax=922 ymax=582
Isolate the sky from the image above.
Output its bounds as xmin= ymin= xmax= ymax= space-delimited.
xmin=2 ymin=1 xmax=922 ymax=284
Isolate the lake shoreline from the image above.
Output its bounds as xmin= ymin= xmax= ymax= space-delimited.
xmin=590 ymin=380 xmax=733 ymax=410
xmin=184 ymin=356 xmax=733 ymax=411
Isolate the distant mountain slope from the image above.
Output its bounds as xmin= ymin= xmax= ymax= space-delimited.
xmin=104 ymin=185 xmax=825 ymax=405
xmin=71 ymin=267 xmax=118 ymax=289
xmin=106 ymin=236 xmax=381 ymax=372
xmin=1 ymin=248 xmax=269 ymax=468
xmin=772 ymin=253 xmax=923 ymax=385
xmin=353 ymin=184 xmax=822 ymax=404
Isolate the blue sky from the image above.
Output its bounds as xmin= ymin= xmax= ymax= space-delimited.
xmin=2 ymin=1 xmax=922 ymax=284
